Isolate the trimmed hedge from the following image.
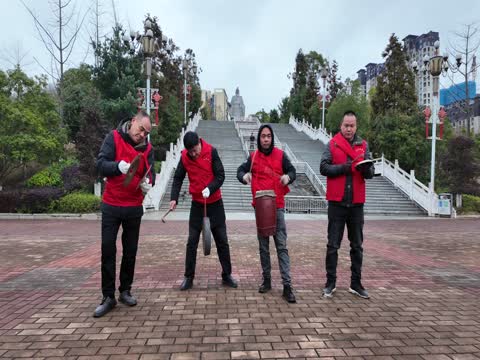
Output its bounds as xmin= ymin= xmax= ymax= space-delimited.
xmin=462 ymin=194 xmax=480 ymax=214
xmin=50 ymin=192 xmax=101 ymax=213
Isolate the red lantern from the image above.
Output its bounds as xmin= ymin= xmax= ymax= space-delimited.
xmin=423 ymin=106 xmax=431 ymax=138
xmin=152 ymin=92 xmax=163 ymax=126
xmin=438 ymin=107 xmax=447 ymax=140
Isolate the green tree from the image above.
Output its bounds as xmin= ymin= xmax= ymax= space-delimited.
xmin=0 ymin=67 xmax=66 ymax=186
xmin=371 ymin=34 xmax=418 ymax=118
xmin=269 ymin=109 xmax=280 ymax=123
xmin=371 ymin=113 xmax=432 ymax=180
xmin=255 ymin=109 xmax=270 ymax=123
xmin=328 ymin=60 xmax=343 ymax=101
xmin=278 ymin=97 xmax=291 ymax=123
xmin=155 ymin=95 xmax=183 ymax=145
xmin=61 ymin=64 xmax=99 ymax=141
xmin=439 ymin=135 xmax=480 ymax=195
xmin=93 ymin=25 xmax=143 ymax=129
xmin=326 ymin=92 xmax=370 ymax=138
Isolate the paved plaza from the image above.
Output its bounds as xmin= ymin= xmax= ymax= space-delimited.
xmin=0 ymin=216 xmax=479 ymax=359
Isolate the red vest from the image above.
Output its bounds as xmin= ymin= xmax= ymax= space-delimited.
xmin=326 ymin=133 xmax=367 ymax=204
xmin=251 ymin=147 xmax=290 ymax=209
xmin=181 ymin=139 xmax=222 ymax=204
xmin=103 ymin=130 xmax=152 ymax=207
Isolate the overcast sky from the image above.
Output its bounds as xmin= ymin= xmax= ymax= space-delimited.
xmin=1 ymin=0 xmax=479 ymax=114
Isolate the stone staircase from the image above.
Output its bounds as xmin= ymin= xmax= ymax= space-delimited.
xmin=159 ymin=120 xmax=253 ymax=211
xmin=270 ymin=123 xmax=426 ymax=216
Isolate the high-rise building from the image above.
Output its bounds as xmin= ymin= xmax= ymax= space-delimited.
xmin=355 ymin=63 xmax=384 ymax=98
xmin=213 ymin=88 xmax=230 ymax=121
xmin=403 ymin=31 xmax=439 ymax=107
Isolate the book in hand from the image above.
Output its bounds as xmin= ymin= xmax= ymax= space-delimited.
xmin=354 ymin=159 xmax=374 ymax=170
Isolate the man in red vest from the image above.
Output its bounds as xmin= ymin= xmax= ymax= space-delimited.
xmin=237 ymin=124 xmax=297 ymax=303
xmin=169 ymin=131 xmax=237 ymax=291
xmin=320 ymin=110 xmax=375 ymax=299
xmin=94 ymin=110 xmax=154 ymax=317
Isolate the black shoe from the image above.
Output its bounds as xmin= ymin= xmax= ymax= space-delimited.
xmin=180 ymin=277 xmax=193 ymax=291
xmin=222 ymin=275 xmax=238 ymax=288
xmin=93 ymin=296 xmax=117 ymax=318
xmin=118 ymin=290 xmax=137 ymax=306
xmin=323 ymin=281 xmax=336 ymax=298
xmin=258 ymin=278 xmax=272 ymax=293
xmin=282 ymin=285 xmax=296 ymax=303
xmin=349 ymin=283 xmax=369 ymax=299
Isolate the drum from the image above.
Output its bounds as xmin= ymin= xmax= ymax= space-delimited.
xmin=254 ymin=190 xmax=277 ymax=237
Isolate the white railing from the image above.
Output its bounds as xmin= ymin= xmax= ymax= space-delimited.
xmin=145 ymin=114 xmax=200 ymax=210
xmin=289 ymin=116 xmax=440 ymax=215
xmin=292 ymin=161 xmax=326 ymax=196
xmin=289 ymin=115 xmax=332 ymax=144
xmin=374 ymin=155 xmax=437 ymax=215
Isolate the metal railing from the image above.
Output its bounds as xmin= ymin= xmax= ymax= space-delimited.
xmin=285 ymin=195 xmax=327 ymax=213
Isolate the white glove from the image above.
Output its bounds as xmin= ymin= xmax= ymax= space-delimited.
xmin=280 ymin=174 xmax=290 ymax=186
xmin=243 ymin=172 xmax=252 ymax=184
xmin=118 ymin=160 xmax=130 ymax=175
xmin=202 ymin=187 xmax=210 ymax=198
xmin=140 ymin=179 xmax=152 ymax=195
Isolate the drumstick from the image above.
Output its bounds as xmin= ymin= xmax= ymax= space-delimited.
xmin=161 ymin=209 xmax=172 ymax=223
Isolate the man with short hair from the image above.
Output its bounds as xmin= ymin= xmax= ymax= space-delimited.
xmin=320 ymin=110 xmax=374 ymax=299
xmin=94 ymin=110 xmax=154 ymax=317
xmin=237 ymin=124 xmax=297 ymax=303
xmin=169 ymin=131 xmax=237 ymax=291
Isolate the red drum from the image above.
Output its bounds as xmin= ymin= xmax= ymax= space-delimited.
xmin=255 ymin=190 xmax=277 ymax=237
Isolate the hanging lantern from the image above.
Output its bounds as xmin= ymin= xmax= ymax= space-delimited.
xmin=438 ymin=107 xmax=447 ymax=140
xmin=152 ymin=91 xmax=163 ymax=126
xmin=423 ymin=107 xmax=431 ymax=139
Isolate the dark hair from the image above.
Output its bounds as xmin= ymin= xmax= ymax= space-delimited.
xmin=343 ymin=110 xmax=357 ymax=118
xmin=136 ymin=110 xmax=150 ymax=120
xmin=183 ymin=131 xmax=199 ymax=150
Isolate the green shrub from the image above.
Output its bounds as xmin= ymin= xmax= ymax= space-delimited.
xmin=26 ymin=159 xmax=78 ymax=188
xmin=462 ymin=194 xmax=480 ymax=214
xmin=51 ymin=192 xmax=101 ymax=213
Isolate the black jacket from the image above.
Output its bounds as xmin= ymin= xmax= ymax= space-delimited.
xmin=96 ymin=120 xmax=155 ymax=185
xmin=320 ymin=134 xmax=374 ymax=206
xmin=170 ymin=147 xmax=225 ymax=203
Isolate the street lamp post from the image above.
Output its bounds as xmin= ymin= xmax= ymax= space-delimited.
xmin=320 ymin=66 xmax=329 ymax=129
xmin=182 ymin=58 xmax=198 ymax=126
xmin=142 ymin=20 xmax=155 ymax=119
xmin=123 ymin=19 xmax=168 ymax=124
xmin=412 ymin=40 xmax=449 ymax=193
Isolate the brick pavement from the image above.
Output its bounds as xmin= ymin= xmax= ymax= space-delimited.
xmin=0 ymin=218 xmax=479 ymax=359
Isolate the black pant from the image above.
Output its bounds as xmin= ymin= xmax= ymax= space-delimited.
xmin=101 ymin=203 xmax=143 ymax=298
xmin=185 ymin=199 xmax=232 ymax=279
xmin=325 ymin=202 xmax=364 ymax=284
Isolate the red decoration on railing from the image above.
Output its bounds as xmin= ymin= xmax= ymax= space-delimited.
xmin=423 ymin=106 xmax=431 ymax=138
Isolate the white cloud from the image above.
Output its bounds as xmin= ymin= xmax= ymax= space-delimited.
xmin=1 ymin=0 xmax=479 ymax=114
